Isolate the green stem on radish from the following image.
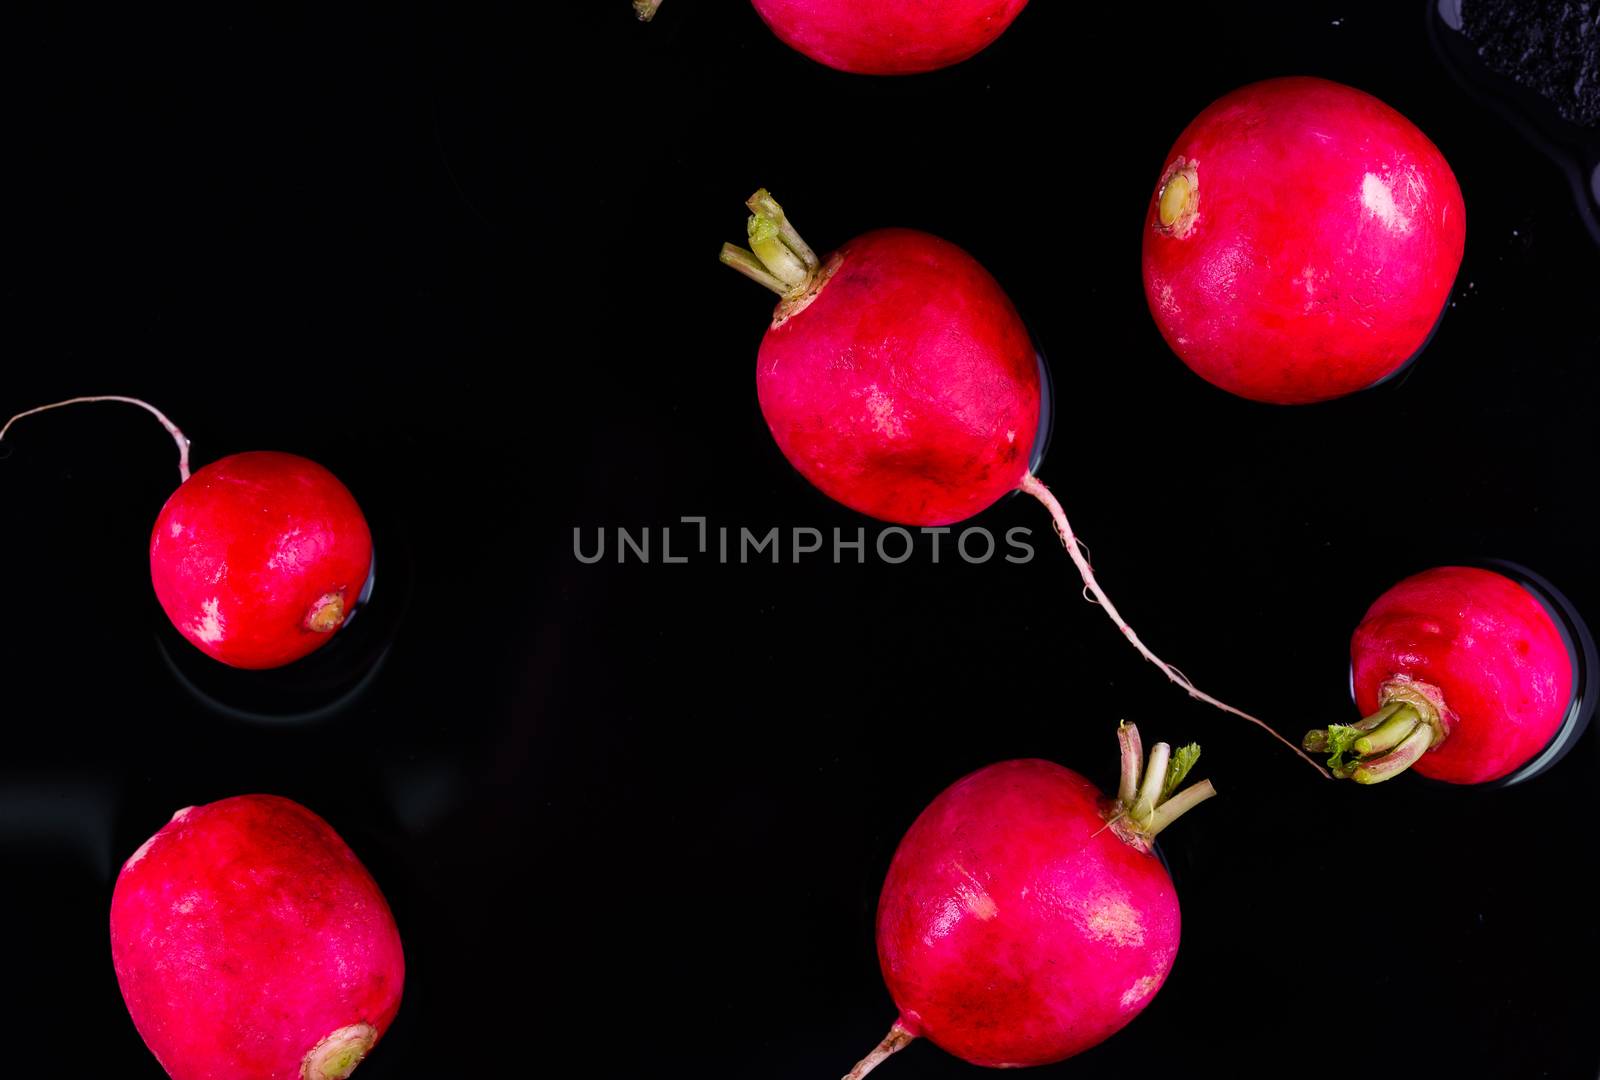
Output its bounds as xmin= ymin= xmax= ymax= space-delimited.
xmin=719 ymin=244 xmax=791 ymax=296
xmin=1355 ymin=705 xmax=1421 ymax=755
xmin=1131 ymin=740 xmax=1169 ymax=822
xmin=634 ymin=0 xmax=663 ymax=21
xmin=1146 ymin=779 xmax=1217 ymax=836
xmin=1117 ymin=721 xmax=1143 ymax=805
xmin=842 ymin=1022 xmax=916 ymax=1080
xmin=1109 ymin=722 xmax=1216 ymax=848
xmin=1302 ymin=678 xmax=1449 ymax=784
xmin=720 ymin=189 xmax=821 ymax=299
xmin=0 ymin=395 xmax=192 ymax=483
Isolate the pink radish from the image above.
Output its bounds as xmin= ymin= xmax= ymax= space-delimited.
xmin=634 ymin=1 xmax=1030 ymax=75
xmin=1142 ymin=77 xmax=1466 ymax=404
xmin=110 ymin=795 xmax=404 ymax=1080
xmin=1303 ymin=566 xmax=1576 ymax=784
xmin=845 ymin=724 xmax=1213 ymax=1076
xmin=2 ymin=397 xmax=372 ymax=669
xmin=722 ymin=189 xmax=1326 ymax=774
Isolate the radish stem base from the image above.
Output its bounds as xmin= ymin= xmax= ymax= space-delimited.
xmin=1304 ymin=678 xmax=1449 ymax=783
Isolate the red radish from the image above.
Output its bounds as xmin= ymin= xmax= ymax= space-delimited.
xmin=1304 ymin=566 xmax=1574 ymax=784
xmin=149 ymin=451 xmax=372 ymax=669
xmin=634 ymin=0 xmax=1029 ymax=76
xmin=110 ymin=795 xmax=404 ymax=1080
xmin=845 ymin=724 xmax=1213 ymax=1077
xmin=755 ymin=225 xmax=1039 ymax=526
xmin=722 ymin=190 xmax=1326 ymax=774
xmin=2 ymin=397 xmax=372 ymax=669
xmin=1142 ymin=76 xmax=1466 ymax=404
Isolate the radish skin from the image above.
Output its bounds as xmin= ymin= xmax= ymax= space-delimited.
xmin=1306 ymin=566 xmax=1574 ymax=784
xmin=1142 ymin=77 xmax=1466 ymax=404
xmin=149 ymin=451 xmax=373 ymax=669
xmin=750 ymin=0 xmax=1030 ymax=75
xmin=848 ymin=726 xmax=1213 ymax=1075
xmin=110 ymin=795 xmax=404 ymax=1080
xmin=725 ymin=191 xmax=1327 ymax=775
xmin=754 ymin=226 xmax=1038 ymax=527
xmin=636 ymin=1 xmax=1029 ymax=75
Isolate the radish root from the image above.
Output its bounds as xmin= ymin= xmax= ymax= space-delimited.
xmin=1 ymin=396 xmax=191 ymax=483
xmin=843 ymin=1022 xmax=915 ymax=1080
xmin=1020 ymin=473 xmax=1329 ymax=778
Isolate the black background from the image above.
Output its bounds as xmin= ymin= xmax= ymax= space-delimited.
xmin=3 ymin=2 xmax=1598 ymax=1077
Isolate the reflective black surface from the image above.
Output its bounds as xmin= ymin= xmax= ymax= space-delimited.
xmin=4 ymin=3 xmax=1598 ymax=1077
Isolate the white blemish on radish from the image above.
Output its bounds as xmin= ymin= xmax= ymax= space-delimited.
xmin=860 ymin=385 xmax=906 ymax=438
xmin=1006 ymin=429 xmax=1016 ymax=443
xmin=1079 ymin=891 xmax=1145 ymax=947
xmin=925 ymin=896 xmax=963 ymax=944
xmin=125 ymin=835 xmax=159 ymax=869
xmin=1120 ymin=975 xmax=1159 ymax=1010
xmin=125 ymin=810 xmax=194 ymax=869
xmin=269 ymin=532 xmax=295 ymax=569
xmin=951 ymin=863 xmax=999 ymax=921
xmin=923 ymin=866 xmax=998 ymax=941
xmin=268 ymin=529 xmax=307 ymax=570
xmin=191 ymin=598 xmax=225 ymax=644
xmin=169 ymin=521 xmax=184 ymax=538
xmin=1361 ymin=172 xmax=1412 ymax=232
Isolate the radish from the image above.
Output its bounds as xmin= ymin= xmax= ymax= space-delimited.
xmin=1142 ymin=76 xmax=1466 ymax=404
xmin=2 ymin=397 xmax=372 ymax=669
xmin=845 ymin=724 xmax=1213 ymax=1076
xmin=723 ymin=190 xmax=1326 ymax=774
xmin=110 ymin=795 xmax=404 ymax=1080
xmin=1303 ymin=566 xmax=1580 ymax=785
xmin=634 ymin=0 xmax=1029 ymax=76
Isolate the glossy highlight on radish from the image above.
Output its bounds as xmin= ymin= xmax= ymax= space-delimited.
xmin=110 ymin=795 xmax=404 ymax=1080
xmin=2 ymin=397 xmax=373 ymax=669
xmin=635 ymin=0 xmax=1029 ymax=75
xmin=845 ymin=725 xmax=1213 ymax=1076
xmin=1303 ymin=566 xmax=1575 ymax=785
xmin=722 ymin=190 xmax=1327 ymax=774
xmin=1142 ymin=77 xmax=1466 ymax=404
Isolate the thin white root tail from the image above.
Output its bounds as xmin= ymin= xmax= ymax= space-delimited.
xmin=1020 ymin=473 xmax=1329 ymax=778
xmin=0 ymin=396 xmax=191 ymax=483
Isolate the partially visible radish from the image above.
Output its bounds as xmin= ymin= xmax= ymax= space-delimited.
xmin=723 ymin=190 xmax=1326 ymax=774
xmin=634 ymin=1 xmax=1029 ymax=76
xmin=1304 ymin=566 xmax=1577 ymax=784
xmin=845 ymin=724 xmax=1213 ymax=1077
xmin=2 ymin=397 xmax=372 ymax=669
xmin=110 ymin=795 xmax=404 ymax=1080
xmin=1142 ymin=77 xmax=1466 ymax=404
